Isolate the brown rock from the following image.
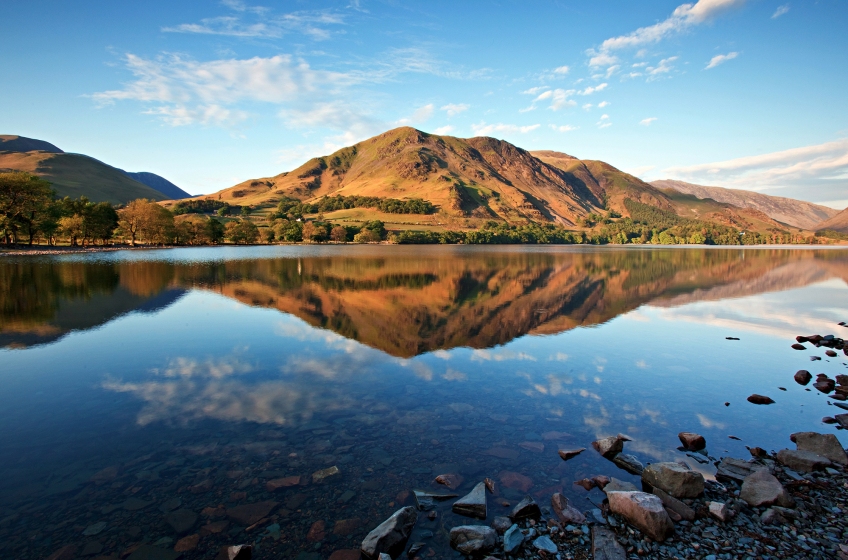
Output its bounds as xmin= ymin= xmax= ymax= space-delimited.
xmin=592 ymin=434 xmax=632 ymax=458
xmin=574 ymin=478 xmax=596 ymax=491
xmin=606 ymin=491 xmax=673 ymax=542
xmin=164 ymin=509 xmax=198 ymax=535
xmin=328 ymin=551 xmax=361 ymax=560
xmin=542 ymin=431 xmax=571 ymax=440
xmin=46 ymin=545 xmax=77 ymax=560
xmin=551 ymin=493 xmax=586 ymax=524
xmin=592 ymin=475 xmax=611 ymax=489
xmin=395 ymin=490 xmax=410 ymax=505
xmin=749 ymin=447 xmax=768 ymax=458
xmin=312 ymin=466 xmax=340 ymax=483
xmin=740 ymin=471 xmax=794 ymax=508
xmin=747 ymin=394 xmax=775 ymax=405
xmin=791 ymin=431 xmax=848 ymax=465
xmin=483 ymin=447 xmax=520 ymax=460
xmin=483 ymin=478 xmax=496 ymax=493
xmin=776 ymin=449 xmax=831 ymax=473
xmin=189 ymin=479 xmax=213 ymax=493
xmin=499 ymin=471 xmax=533 ymax=493
xmin=214 ymin=545 xmax=252 ymax=560
xmin=652 ymin=487 xmax=695 ymax=521
xmin=266 ymin=476 xmax=302 ymax=491
xmin=794 ymin=370 xmax=812 ymax=385
xmin=227 ymin=501 xmax=278 ymax=526
xmin=603 ymin=478 xmax=638 ymax=493
xmin=716 ymin=457 xmax=769 ymax=482
xmin=791 ymin=343 xmax=806 ymax=350
xmin=558 ymin=448 xmax=586 ymax=461
xmin=333 ymin=518 xmax=362 ymax=536
xmin=677 ymin=432 xmax=706 ymax=451
xmin=434 ymin=473 xmax=464 ymax=490
xmin=827 ymin=350 xmax=838 ymax=357
xmin=708 ymin=501 xmax=732 ymax=522
xmin=307 ymin=520 xmax=326 ymax=542
xmin=200 ymin=520 xmax=229 ymax=535
xmin=174 ymin=534 xmax=200 ymax=552
xmin=508 ymin=496 xmax=541 ymax=520
xmin=592 ymin=525 xmax=626 ymax=560
xmin=642 ymin=462 xmax=704 ymax=499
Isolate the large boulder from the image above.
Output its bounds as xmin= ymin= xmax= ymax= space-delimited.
xmin=739 ymin=471 xmax=794 ymax=508
xmin=776 ymin=449 xmax=831 ymax=473
xmin=790 ymin=432 xmax=848 ymax=465
xmin=360 ymin=506 xmax=418 ymax=559
xmin=606 ymin=491 xmax=673 ymax=542
xmin=652 ymin=487 xmax=695 ymax=521
xmin=449 ymin=525 xmax=497 ymax=555
xmin=452 ymin=482 xmax=486 ymax=519
xmin=509 ymin=496 xmax=540 ymax=520
xmin=593 ymin=434 xmax=631 ymax=458
xmin=551 ymin=493 xmax=586 ymax=524
xmin=715 ymin=458 xmax=769 ymax=482
xmin=641 ymin=462 xmax=704 ymax=499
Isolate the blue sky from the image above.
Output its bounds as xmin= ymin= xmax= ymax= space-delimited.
xmin=2 ymin=0 xmax=847 ymax=207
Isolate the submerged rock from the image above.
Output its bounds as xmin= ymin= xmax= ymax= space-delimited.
xmin=642 ymin=462 xmax=704 ymax=499
xmin=164 ymin=509 xmax=197 ymax=535
xmin=312 ymin=466 xmax=340 ymax=483
xmin=452 ymin=482 xmax=486 ymax=519
xmin=606 ymin=491 xmax=673 ymax=542
xmin=747 ymin=394 xmax=775 ymax=405
xmin=776 ymin=449 xmax=831 ymax=473
xmin=499 ymin=471 xmax=533 ymax=493
xmin=434 ymin=473 xmax=463 ymax=490
xmin=592 ymin=526 xmax=626 ymax=560
xmin=226 ymin=501 xmax=277 ymax=527
xmin=413 ymin=491 xmax=457 ymax=511
xmin=449 ymin=525 xmax=496 ymax=555
xmin=558 ymin=448 xmax=586 ymax=461
xmin=612 ymin=453 xmax=644 ymax=475
xmin=215 ymin=545 xmax=252 ymax=560
xmin=715 ymin=457 xmax=769 ymax=483
xmin=360 ymin=506 xmax=417 ymax=559
xmin=740 ymin=470 xmax=794 ymax=508
xmin=509 ymin=496 xmax=540 ymax=520
xmin=491 ymin=516 xmax=512 ymax=533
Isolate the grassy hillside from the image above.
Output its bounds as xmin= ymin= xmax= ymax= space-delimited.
xmin=816 ymin=207 xmax=848 ymax=233
xmin=0 ymin=135 xmax=63 ymax=154
xmin=0 ymin=151 xmax=167 ymax=204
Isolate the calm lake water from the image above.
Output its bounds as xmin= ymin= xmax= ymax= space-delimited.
xmin=1 ymin=245 xmax=847 ymax=559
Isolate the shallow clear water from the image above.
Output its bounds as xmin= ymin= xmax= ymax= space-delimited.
xmin=1 ymin=245 xmax=847 ymax=559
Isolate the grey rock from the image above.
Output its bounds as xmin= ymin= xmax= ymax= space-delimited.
xmin=504 ymin=524 xmax=524 ymax=553
xmin=790 ymin=431 xmax=848 ymax=465
xmin=708 ymin=501 xmax=731 ymax=522
xmin=612 ymin=453 xmax=644 ymax=475
xmin=776 ymin=448 xmax=831 ymax=473
xmin=606 ymin=491 xmax=673 ymax=542
xmin=452 ymin=481 xmax=486 ymax=520
xmin=551 ymin=492 xmax=586 ymax=524
xmin=360 ymin=506 xmax=418 ymax=559
xmin=82 ymin=521 xmax=107 ymax=536
xmin=652 ymin=487 xmax=696 ymax=521
xmin=592 ymin=525 xmax=626 ymax=560
xmin=449 ymin=525 xmax=497 ymax=555
xmin=603 ymin=478 xmax=638 ymax=493
xmin=413 ymin=490 xmax=457 ymax=511
xmin=125 ymin=545 xmax=182 ymax=560
xmin=509 ymin=496 xmax=540 ymax=520
xmin=491 ymin=516 xmax=512 ymax=533
xmin=760 ymin=508 xmax=786 ymax=525
xmin=164 ymin=509 xmax=197 ymax=535
xmin=533 ymin=535 xmax=557 ymax=553
xmin=740 ymin=470 xmax=794 ymax=508
xmin=642 ymin=462 xmax=704 ymax=499
xmin=715 ymin=457 xmax=769 ymax=483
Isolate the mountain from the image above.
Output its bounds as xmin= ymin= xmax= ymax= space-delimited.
xmin=0 ymin=135 xmax=190 ymax=203
xmin=189 ymin=127 xmax=677 ymax=226
xmin=650 ymin=179 xmax=838 ymax=230
xmin=815 ymin=207 xmax=848 ymax=233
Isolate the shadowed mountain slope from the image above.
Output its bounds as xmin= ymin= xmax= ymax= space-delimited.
xmin=0 ymin=135 xmax=63 ymax=154
xmin=815 ymin=207 xmax=848 ymax=233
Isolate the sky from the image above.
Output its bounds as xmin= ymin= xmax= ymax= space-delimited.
xmin=1 ymin=0 xmax=847 ymax=207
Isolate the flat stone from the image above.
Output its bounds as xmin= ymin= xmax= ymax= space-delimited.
xmin=122 ymin=497 xmax=153 ymax=511
xmin=333 ymin=518 xmax=362 ymax=536
xmin=551 ymin=492 xmax=586 ymax=524
xmin=360 ymin=506 xmax=417 ymax=559
xmin=606 ymin=491 xmax=673 ymax=542
xmin=642 ymin=462 xmax=704 ymax=499
xmin=740 ymin=470 xmax=794 ymax=508
xmin=509 ymin=496 xmax=540 ymax=520
xmin=227 ymin=501 xmax=278 ymax=526
xmin=164 ymin=509 xmax=197 ymax=535
xmin=434 ymin=473 xmax=463 ymax=490
xmin=267 ymin=476 xmax=303 ymax=491
xmin=715 ymin=458 xmax=769 ymax=483
xmin=678 ymin=432 xmax=706 ymax=451
xmin=612 ymin=453 xmax=643 ymax=475
xmin=82 ymin=521 xmax=107 ymax=536
xmin=452 ymin=481 xmax=486 ymax=519
xmin=499 ymin=471 xmax=533 ymax=492
xmin=652 ymin=487 xmax=696 ymax=521
xmin=174 ymin=534 xmax=199 ymax=552
xmin=593 ymin=434 xmax=631 ymax=458
xmin=603 ymin=478 xmax=638 ymax=493
xmin=558 ymin=448 xmax=585 ymax=461
xmin=413 ymin=490 xmax=457 ymax=511
xmin=708 ymin=501 xmax=731 ymax=522
xmin=312 ymin=466 xmax=340 ymax=483
xmin=450 ymin=525 xmax=497 ymax=555
xmin=504 ymin=524 xmax=524 ymax=553
xmin=836 ymin=413 xmax=848 ymax=429
xmin=776 ymin=449 xmax=831 ymax=473
xmin=790 ymin=432 xmax=848 ymax=465
xmin=519 ymin=441 xmax=545 ymax=453
xmin=483 ymin=447 xmax=520 ymax=460
xmin=592 ymin=525 xmax=626 ymax=560
xmin=533 ymin=535 xmax=557 ymax=553
xmin=126 ymin=545 xmax=182 ymax=560
xmin=491 ymin=516 xmax=512 ymax=533
xmin=747 ymin=394 xmax=775 ymax=405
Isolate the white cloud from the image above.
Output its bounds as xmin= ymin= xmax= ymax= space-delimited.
xmin=553 ymin=65 xmax=570 ymax=75
xmin=597 ymin=114 xmax=612 ymax=129
xmin=640 ymin=117 xmax=658 ymax=126
xmin=518 ymin=105 xmax=536 ymax=113
xmin=647 ymin=56 xmax=678 ymax=77
xmin=605 ymin=65 xmax=620 ymax=78
xmin=579 ymin=83 xmax=608 ymax=95
xmin=441 ymin=103 xmax=469 ymax=116
xmin=598 ymin=101 xmax=610 ymax=108
xmin=663 ymin=138 xmax=848 ymax=205
xmin=521 ymin=86 xmax=549 ymax=95
xmin=628 ymin=165 xmax=656 ymax=177
xmin=772 ymin=4 xmax=790 ymax=18
xmin=705 ymin=51 xmax=739 ymax=69
xmin=550 ymin=124 xmax=578 ymax=132
xmin=472 ymin=122 xmax=540 ymax=136
xmin=533 ymin=88 xmax=577 ymax=111
xmin=397 ymin=103 xmax=434 ymax=125
xmin=163 ymin=6 xmax=344 ymax=41
xmin=582 ymin=103 xmax=593 ymax=110
xmin=599 ymin=114 xmax=610 ymax=120
xmin=433 ymin=125 xmax=454 ymax=135
xmin=588 ymin=52 xmax=619 ymax=68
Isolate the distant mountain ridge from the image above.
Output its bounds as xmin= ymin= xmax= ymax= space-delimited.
xmin=650 ymin=179 xmax=838 ymax=230
xmin=0 ymin=135 xmax=190 ymax=203
xmin=815 ymin=207 xmax=848 ymax=233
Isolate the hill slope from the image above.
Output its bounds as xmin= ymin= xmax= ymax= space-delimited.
xmin=0 ymin=135 xmax=63 ymax=154
xmin=651 ymin=179 xmax=837 ymax=230
xmin=815 ymin=207 xmax=848 ymax=233
xmin=122 ymin=171 xmax=191 ymax=199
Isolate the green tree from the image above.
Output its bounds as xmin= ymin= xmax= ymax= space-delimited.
xmin=0 ymin=172 xmax=54 ymax=245
xmin=225 ymin=219 xmax=259 ymax=244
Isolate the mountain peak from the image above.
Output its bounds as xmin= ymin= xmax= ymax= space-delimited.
xmin=0 ymin=135 xmax=63 ymax=154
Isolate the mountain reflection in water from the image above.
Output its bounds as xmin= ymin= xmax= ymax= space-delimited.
xmin=2 ymin=247 xmax=846 ymax=354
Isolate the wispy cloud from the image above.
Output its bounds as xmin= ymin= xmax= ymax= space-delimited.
xmin=706 ymin=51 xmax=738 ymax=69
xmin=553 ymin=65 xmax=570 ymax=75
xmin=441 ymin=103 xmax=469 ymax=116
xmin=397 ymin=103 xmax=434 ymax=125
xmin=533 ymin=88 xmax=577 ymax=111
xmin=772 ymin=4 xmax=790 ymax=18
xmin=550 ymin=124 xmax=578 ymax=132
xmin=433 ymin=125 xmax=454 ymax=135
xmin=647 ymin=56 xmax=678 ymax=77
xmin=579 ymin=83 xmax=608 ymax=95
xmin=640 ymin=117 xmax=658 ymax=126
xmin=598 ymin=101 xmax=610 ymax=108
xmin=472 ymin=122 xmax=540 ymax=136
xmin=597 ymin=114 xmax=612 ymax=129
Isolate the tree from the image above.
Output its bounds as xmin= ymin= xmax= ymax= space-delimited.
xmin=86 ymin=202 xmax=119 ymax=244
xmin=0 ymin=172 xmax=54 ymax=245
xmin=302 ymin=222 xmax=328 ymax=242
xmin=225 ymin=219 xmax=259 ymax=244
xmin=58 ymin=215 xmax=85 ymax=246
xmin=118 ymin=199 xmax=174 ymax=245
xmin=273 ymin=219 xmax=302 ymax=242
xmin=330 ymin=225 xmax=348 ymax=243
xmin=353 ymin=228 xmax=381 ymax=243
xmin=362 ymin=220 xmax=386 ymax=239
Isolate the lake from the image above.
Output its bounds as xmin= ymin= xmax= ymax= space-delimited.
xmin=1 ymin=245 xmax=847 ymax=559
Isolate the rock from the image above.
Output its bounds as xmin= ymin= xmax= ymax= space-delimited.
xmin=160 ymin=498 xmax=182 ymax=512
xmin=503 ymin=524 xmax=524 ymax=553
xmin=575 ymin=478 xmax=596 ymax=491
xmin=823 ymin=416 xmax=837 ymax=424
xmin=266 ymin=476 xmax=302 ymax=491
xmin=483 ymin=478 xmax=495 ymax=493
xmin=164 ymin=509 xmax=198 ymax=535
xmin=558 ymin=448 xmax=586 ymax=461
xmin=483 ymin=447 xmax=520 ymax=460
xmin=174 ymin=534 xmax=200 ymax=552
xmin=740 ymin=470 xmax=794 ymax=508
xmin=749 ymin=447 xmax=768 ymax=458
xmin=452 ymin=481 xmax=487 ymax=519
xmin=612 ymin=453 xmax=644 ymax=475
xmin=312 ymin=466 xmax=340 ymax=483
xmin=776 ymin=448 xmax=832 ymax=473
xmin=449 ymin=525 xmax=497 ymax=555
xmin=533 ymin=535 xmax=557 ymax=553
xmin=83 ymin=521 xmax=107 ymax=536
xmin=835 ymin=413 xmax=848 ymax=429
xmin=226 ymin=501 xmax=277 ymax=526
xmin=307 ymin=520 xmax=326 ymax=542
xmin=603 ymin=478 xmax=638 ymax=493
xmin=747 ymin=394 xmax=775 ymax=405
xmin=499 ymin=471 xmax=533 ymax=493
xmin=46 ymin=545 xmax=77 ymax=560
xmin=715 ymin=457 xmax=769 ymax=482
xmin=327 ymin=551 xmax=358 ymax=560
xmin=215 ymin=545 xmax=252 ymax=560
xmin=434 ymin=473 xmax=463 ymax=490
xmin=592 ymin=434 xmax=631 ymax=458
xmin=792 ymin=343 xmax=806 ymax=350
xmin=642 ymin=462 xmax=704 ymax=499
xmin=760 ymin=508 xmax=786 ymax=525
xmin=652 ymin=487 xmax=696 ymax=521
xmin=814 ymin=380 xmax=835 ymax=393
xmin=126 ymin=545 xmax=182 ymax=560
xmin=606 ymin=491 xmax=673 ymax=542
xmin=491 ymin=516 xmax=512 ymax=533
xmin=413 ymin=491 xmax=457 ymax=510
xmin=592 ymin=475 xmax=611 ymax=489
xmin=592 ymin=525 xmax=626 ymax=560
xmin=509 ymin=496 xmax=541 ymax=520
xmin=827 ymin=349 xmax=838 ymax=357
xmin=551 ymin=493 xmax=586 ymax=524
xmin=791 ymin=431 xmax=848 ymax=465
xmin=708 ymin=501 xmax=732 ymax=522
xmin=519 ymin=441 xmax=545 ymax=452
xmin=678 ymin=432 xmax=706 ymax=451
xmin=360 ymin=506 xmax=417 ymax=559
xmin=378 ymin=555 xmax=391 ymax=560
